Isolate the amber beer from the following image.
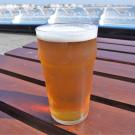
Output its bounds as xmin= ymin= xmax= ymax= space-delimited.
xmin=36 ymin=24 xmax=97 ymax=125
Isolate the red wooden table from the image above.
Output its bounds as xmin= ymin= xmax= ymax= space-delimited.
xmin=0 ymin=38 xmax=135 ymax=135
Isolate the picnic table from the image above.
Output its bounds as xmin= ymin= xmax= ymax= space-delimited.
xmin=0 ymin=37 xmax=135 ymax=135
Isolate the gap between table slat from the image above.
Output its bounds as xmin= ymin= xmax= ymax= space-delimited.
xmin=0 ymin=55 xmax=135 ymax=111
xmin=0 ymin=73 xmax=135 ymax=135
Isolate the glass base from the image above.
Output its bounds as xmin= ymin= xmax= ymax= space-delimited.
xmin=51 ymin=113 xmax=88 ymax=125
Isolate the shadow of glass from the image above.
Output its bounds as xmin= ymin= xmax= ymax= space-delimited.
xmin=0 ymin=89 xmax=57 ymax=124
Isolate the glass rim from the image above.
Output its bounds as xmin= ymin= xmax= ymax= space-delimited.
xmin=35 ymin=23 xmax=98 ymax=32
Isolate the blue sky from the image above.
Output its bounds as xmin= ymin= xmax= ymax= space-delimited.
xmin=0 ymin=0 xmax=135 ymax=5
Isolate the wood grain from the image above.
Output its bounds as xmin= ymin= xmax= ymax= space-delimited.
xmin=98 ymin=42 xmax=135 ymax=54
xmin=97 ymin=50 xmax=135 ymax=65
xmin=5 ymin=48 xmax=39 ymax=62
xmin=0 ymin=73 xmax=73 ymax=135
xmin=0 ymin=55 xmax=44 ymax=85
xmin=23 ymin=42 xmax=37 ymax=50
xmin=97 ymin=37 xmax=135 ymax=46
xmin=0 ymin=111 xmax=46 ymax=135
xmin=0 ymin=73 xmax=135 ymax=135
xmin=0 ymin=55 xmax=134 ymax=109
xmin=94 ymin=60 xmax=135 ymax=82
xmin=7 ymin=47 xmax=135 ymax=65
xmin=4 ymin=49 xmax=135 ymax=81
xmin=23 ymin=41 xmax=135 ymax=54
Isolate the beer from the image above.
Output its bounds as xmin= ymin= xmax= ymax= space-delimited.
xmin=36 ymin=24 xmax=97 ymax=125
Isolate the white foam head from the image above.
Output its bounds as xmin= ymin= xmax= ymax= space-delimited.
xmin=36 ymin=24 xmax=98 ymax=43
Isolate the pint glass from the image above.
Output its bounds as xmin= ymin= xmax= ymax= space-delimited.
xmin=36 ymin=24 xmax=97 ymax=125
xmin=36 ymin=7 xmax=102 ymax=125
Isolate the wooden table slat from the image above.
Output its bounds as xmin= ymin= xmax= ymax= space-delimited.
xmin=1 ymin=39 xmax=135 ymax=134
xmin=7 ymin=46 xmax=135 ymax=66
xmin=5 ymin=47 xmax=39 ymax=62
xmin=97 ymin=50 xmax=135 ymax=65
xmin=4 ymin=48 xmax=135 ymax=81
xmin=97 ymin=38 xmax=135 ymax=46
xmin=0 ymin=111 xmax=46 ymax=135
xmin=23 ymin=42 xmax=37 ymax=50
xmin=0 ymin=55 xmax=44 ymax=85
xmin=0 ymin=73 xmax=73 ymax=135
xmin=94 ymin=60 xmax=135 ymax=82
xmin=0 ymin=73 xmax=135 ymax=135
xmin=0 ymin=55 xmax=135 ymax=108
xmin=23 ymin=41 xmax=135 ymax=55
xmin=98 ymin=42 xmax=135 ymax=54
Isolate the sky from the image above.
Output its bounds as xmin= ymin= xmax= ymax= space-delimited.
xmin=0 ymin=0 xmax=135 ymax=5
